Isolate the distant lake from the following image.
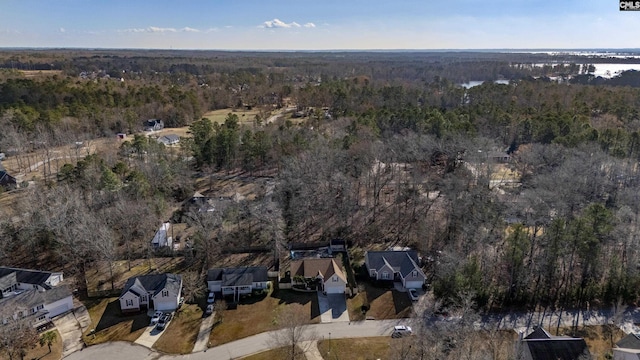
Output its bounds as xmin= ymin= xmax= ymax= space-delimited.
xmin=459 ymin=79 xmax=510 ymax=89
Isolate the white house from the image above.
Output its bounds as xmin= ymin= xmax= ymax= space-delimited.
xmin=157 ymin=134 xmax=180 ymax=146
xmin=119 ymin=273 xmax=182 ymax=313
xmin=290 ymin=258 xmax=347 ymax=294
xmin=0 ymin=267 xmax=73 ymax=328
xmin=207 ymin=266 xmax=270 ymax=302
xmin=151 ymin=222 xmax=172 ymax=249
xmin=364 ymin=250 xmax=426 ymax=290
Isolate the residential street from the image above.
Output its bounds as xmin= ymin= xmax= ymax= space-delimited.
xmin=64 ymin=307 xmax=640 ymax=360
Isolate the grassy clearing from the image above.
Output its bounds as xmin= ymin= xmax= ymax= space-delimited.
xmin=202 ymin=108 xmax=264 ymax=126
xmin=154 ymin=304 xmax=203 ymax=354
xmin=208 ymin=289 xmax=319 ymax=347
xmin=82 ymin=298 xmax=148 ymax=345
xmin=348 ymin=283 xmax=413 ymax=320
xmin=21 ymin=330 xmax=63 ymax=360
xmin=554 ymin=325 xmax=624 ymax=360
xmin=86 ymin=257 xmax=184 ymax=296
xmin=18 ymin=70 xmax=64 ymax=78
xmin=317 ymin=337 xmax=391 ymax=360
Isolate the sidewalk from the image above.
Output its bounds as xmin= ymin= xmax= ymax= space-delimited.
xmin=192 ymin=313 xmax=215 ymax=352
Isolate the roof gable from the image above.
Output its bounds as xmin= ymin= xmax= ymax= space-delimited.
xmin=522 ymin=338 xmax=589 ymax=360
xmin=365 ymin=251 xmax=422 ymax=277
xmin=617 ymin=334 xmax=640 ymax=349
xmin=0 ymin=267 xmax=56 ymax=289
xmin=290 ymin=258 xmax=347 ymax=284
xmin=120 ymin=273 xmax=181 ymax=298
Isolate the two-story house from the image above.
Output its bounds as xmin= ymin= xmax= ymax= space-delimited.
xmin=119 ymin=273 xmax=182 ymax=313
xmin=0 ymin=267 xmax=73 ymax=327
xmin=364 ymin=250 xmax=426 ymax=290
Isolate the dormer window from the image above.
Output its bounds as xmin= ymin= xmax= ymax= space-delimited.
xmin=162 ymin=290 xmax=169 ymax=297
xmin=412 ymin=270 xmax=418 ymax=277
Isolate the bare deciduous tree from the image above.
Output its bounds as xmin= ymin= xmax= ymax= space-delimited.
xmin=270 ymin=303 xmax=315 ymax=360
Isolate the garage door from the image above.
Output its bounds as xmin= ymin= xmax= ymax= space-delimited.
xmin=48 ymin=303 xmax=72 ymax=318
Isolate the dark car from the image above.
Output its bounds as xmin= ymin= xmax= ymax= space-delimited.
xmin=155 ymin=313 xmax=172 ymax=331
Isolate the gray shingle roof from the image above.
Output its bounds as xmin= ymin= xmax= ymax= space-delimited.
xmin=617 ymin=334 xmax=640 ymax=349
xmin=522 ymin=338 xmax=589 ymax=360
xmin=0 ymin=286 xmax=72 ymax=311
xmin=120 ymin=273 xmax=182 ymax=297
xmin=0 ymin=267 xmax=57 ymax=289
xmin=207 ymin=267 xmax=268 ymax=287
xmin=365 ymin=251 xmax=421 ymax=277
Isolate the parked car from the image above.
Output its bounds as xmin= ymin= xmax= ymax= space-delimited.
xmin=205 ymin=304 xmax=214 ymax=316
xmin=409 ymin=288 xmax=419 ymax=301
xmin=155 ymin=313 xmax=172 ymax=331
xmin=207 ymin=292 xmax=215 ymax=304
xmin=392 ymin=325 xmax=413 ymax=338
xmin=150 ymin=311 xmax=164 ymax=325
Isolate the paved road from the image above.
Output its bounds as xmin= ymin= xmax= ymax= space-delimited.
xmin=65 ymin=319 xmax=403 ymax=360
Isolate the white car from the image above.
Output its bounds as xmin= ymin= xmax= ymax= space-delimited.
xmin=392 ymin=325 xmax=413 ymax=338
xmin=207 ymin=292 xmax=215 ymax=304
xmin=149 ymin=311 xmax=164 ymax=325
xmin=409 ymin=288 xmax=419 ymax=301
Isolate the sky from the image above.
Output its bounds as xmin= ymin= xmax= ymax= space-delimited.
xmin=0 ymin=0 xmax=638 ymax=50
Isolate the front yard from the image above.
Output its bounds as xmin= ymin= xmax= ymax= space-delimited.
xmin=21 ymin=330 xmax=63 ymax=360
xmin=347 ymin=283 xmax=413 ymax=321
xmin=208 ymin=288 xmax=320 ymax=347
xmin=318 ymin=337 xmax=391 ymax=360
xmin=82 ymin=297 xmax=148 ymax=345
xmin=154 ymin=303 xmax=203 ymax=354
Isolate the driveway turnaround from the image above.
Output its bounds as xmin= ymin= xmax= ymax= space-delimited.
xmin=317 ymin=293 xmax=350 ymax=323
xmin=54 ymin=302 xmax=91 ymax=358
xmin=192 ymin=313 xmax=216 ymax=352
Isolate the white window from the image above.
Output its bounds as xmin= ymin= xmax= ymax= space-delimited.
xmin=412 ymin=270 xmax=418 ymax=277
xmin=125 ymin=299 xmax=133 ymax=306
xmin=36 ymin=304 xmax=44 ymax=310
xmin=30 ymin=308 xmax=36 ymax=314
xmin=332 ymin=276 xmax=338 ymax=282
xmin=162 ymin=290 xmax=169 ymax=297
xmin=381 ymin=272 xmax=390 ymax=280
xmin=141 ymin=295 xmax=147 ymax=302
xmin=38 ymin=315 xmax=47 ymax=321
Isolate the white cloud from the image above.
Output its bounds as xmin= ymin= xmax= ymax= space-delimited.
xmin=59 ymin=27 xmax=66 ymax=33
xmin=119 ymin=26 xmax=179 ymax=33
xmin=262 ymin=19 xmax=302 ymax=29
xmin=181 ymin=27 xmax=200 ymax=33
xmin=303 ymin=23 xmax=316 ymax=28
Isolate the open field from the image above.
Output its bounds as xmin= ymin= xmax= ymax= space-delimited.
xmin=208 ymin=289 xmax=320 ymax=347
xmin=82 ymin=298 xmax=148 ymax=345
xmin=86 ymin=257 xmax=185 ymax=297
xmin=18 ymin=70 xmax=64 ymax=78
xmin=202 ymin=108 xmax=266 ymax=126
xmin=154 ymin=304 xmax=203 ymax=354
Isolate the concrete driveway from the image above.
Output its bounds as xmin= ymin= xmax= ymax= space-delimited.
xmin=53 ymin=301 xmax=91 ymax=358
xmin=135 ymin=318 xmax=170 ymax=348
xmin=317 ymin=292 xmax=350 ymax=323
xmin=192 ymin=312 xmax=215 ymax=352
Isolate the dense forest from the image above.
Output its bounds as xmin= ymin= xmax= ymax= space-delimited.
xmin=3 ymin=49 xmax=640 ymax=320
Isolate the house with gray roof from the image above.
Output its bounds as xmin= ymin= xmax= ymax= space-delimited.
xmin=0 ymin=267 xmax=72 ymax=328
xmin=0 ymin=266 xmax=64 ymax=297
xmin=0 ymin=163 xmax=17 ymax=190
xmin=364 ymin=250 xmax=426 ymax=290
xmin=517 ymin=327 xmax=590 ymax=360
xmin=614 ymin=333 xmax=640 ymax=360
xmin=157 ymin=134 xmax=180 ymax=146
xmin=207 ymin=267 xmax=270 ymax=302
xmin=143 ymin=119 xmax=164 ymax=131
xmin=119 ymin=273 xmax=182 ymax=313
